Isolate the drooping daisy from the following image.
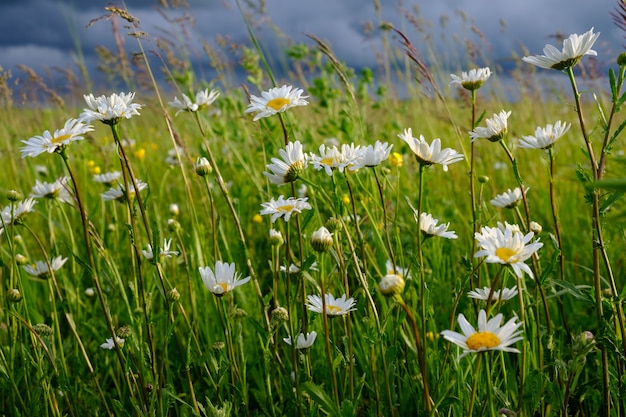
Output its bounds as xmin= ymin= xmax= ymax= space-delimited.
xmin=100 ymin=336 xmax=125 ymax=350
xmin=308 ymin=144 xmax=347 ymax=176
xmin=80 ymin=92 xmax=143 ymax=124
xmin=169 ymin=88 xmax=220 ymax=115
xmin=23 ymin=255 xmax=67 ymax=278
xmin=350 ymin=141 xmax=393 ymax=170
xmin=450 ymin=67 xmax=492 ymax=91
xmin=378 ymin=273 xmax=405 ymax=297
xmin=306 ymin=293 xmax=357 ymax=316
xmin=259 ymin=195 xmax=311 ymax=223
xmin=474 ymin=225 xmax=543 ymax=278
xmin=283 ymin=331 xmax=317 ymax=349
xmin=469 ymin=110 xmax=511 ymax=143
xmin=522 ymin=28 xmax=600 ymax=71
xmin=468 ymin=286 xmax=518 ymax=302
xmin=20 ymin=118 xmax=93 ymax=158
xmin=398 ymin=128 xmax=464 ymax=171
xmin=30 ymin=177 xmax=72 ymax=203
xmin=311 ymin=226 xmax=334 ymax=252
xmin=93 ymin=171 xmax=123 ymax=186
xmin=245 ymin=85 xmax=309 ymax=121
xmin=199 ymin=260 xmax=251 ymax=296
xmin=142 ymin=238 xmax=179 ymax=261
xmin=417 ymin=212 xmax=458 ymax=239
xmin=441 ymin=309 xmax=523 ymax=359
xmin=490 ymin=187 xmax=525 ymax=209
xmin=264 ymin=140 xmax=307 ymax=185
xmin=100 ymin=180 xmax=148 ymax=203
xmin=385 ymin=259 xmax=411 ymax=279
xmin=1 ymin=198 xmax=38 ymax=227
xmin=518 ymin=121 xmax=571 ymax=150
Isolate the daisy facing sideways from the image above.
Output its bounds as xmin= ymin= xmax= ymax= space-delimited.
xmin=441 ymin=309 xmax=523 ymax=359
xmin=245 ymin=85 xmax=308 ymax=121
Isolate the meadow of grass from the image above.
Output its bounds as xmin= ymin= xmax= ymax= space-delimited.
xmin=0 ymin=2 xmax=626 ymax=417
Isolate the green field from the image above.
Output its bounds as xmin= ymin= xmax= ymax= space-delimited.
xmin=1 ymin=3 xmax=626 ymax=417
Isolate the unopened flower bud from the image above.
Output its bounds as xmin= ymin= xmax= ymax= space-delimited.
xmin=478 ymin=175 xmax=489 ymax=184
xmin=85 ymin=287 xmax=95 ymax=297
xmin=529 ymin=221 xmax=542 ymax=234
xmin=167 ymin=218 xmax=181 ymax=233
xmin=7 ymin=190 xmax=22 ymax=202
xmin=15 ymin=254 xmax=28 ymax=266
xmin=311 ymin=226 xmax=333 ymax=252
xmin=33 ymin=323 xmax=53 ymax=337
xmin=325 ymin=217 xmax=342 ymax=233
xmin=116 ymin=325 xmax=132 ymax=339
xmin=270 ymin=306 xmax=289 ymax=328
xmin=212 ymin=341 xmax=225 ymax=351
xmin=618 ymin=52 xmax=626 ymax=67
xmin=169 ymin=203 xmax=180 ymax=216
xmin=167 ymin=288 xmax=181 ymax=302
xmin=7 ymin=288 xmax=22 ymax=303
xmin=195 ymin=157 xmax=212 ymax=176
xmin=378 ymin=273 xmax=405 ymax=297
xmin=269 ymin=229 xmax=284 ymax=246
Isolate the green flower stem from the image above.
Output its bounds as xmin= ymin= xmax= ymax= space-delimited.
xmin=201 ymin=176 xmax=220 ymax=263
xmin=515 ymin=273 xmax=527 ymax=409
xmin=498 ymin=141 xmax=530 ymax=231
xmin=469 ymin=89 xmax=480 ymax=288
xmin=318 ymin=254 xmax=340 ymax=408
xmin=373 ymin=167 xmax=397 ymax=269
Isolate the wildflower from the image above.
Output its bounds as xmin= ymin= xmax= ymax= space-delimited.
xmin=441 ymin=309 xmax=523 ymax=359
xmin=252 ymin=213 xmax=263 ymax=223
xmin=167 ymin=288 xmax=181 ymax=302
xmin=169 ymin=203 xmax=180 ymax=216
xmin=23 ymin=256 xmax=67 ymax=279
xmin=474 ymin=225 xmax=543 ymax=279
xmin=100 ymin=336 xmax=125 ymax=350
xmin=80 ymin=92 xmax=142 ymax=125
xmin=93 ymin=171 xmax=122 ymax=186
xmin=490 ymin=187 xmax=525 ymax=209
xmin=169 ymin=88 xmax=220 ymax=115
xmin=260 ymin=195 xmax=311 ymax=223
xmin=530 ymin=221 xmax=542 ymax=234
xmin=85 ymin=287 xmax=95 ymax=297
xmin=417 ymin=212 xmax=458 ymax=239
xmin=269 ymin=229 xmax=284 ymax=246
xmin=398 ymin=128 xmax=464 ymax=171
xmin=245 ymin=85 xmax=308 ymax=121
xmin=30 ymin=177 xmax=72 ymax=203
xmin=199 ymin=261 xmax=251 ymax=296
xmin=311 ymin=226 xmax=333 ymax=252
xmin=467 ymin=287 xmax=518 ymax=301
xmin=7 ymin=288 xmax=22 ymax=303
xmin=142 ymin=238 xmax=179 ymax=261
xmin=306 ymin=293 xmax=357 ymax=316
xmin=308 ymin=144 xmax=346 ymax=176
xmin=165 ymin=147 xmax=183 ymax=166
xmin=389 ymin=152 xmax=403 ymax=167
xmin=33 ymin=324 xmax=54 ymax=337
xmin=385 ymin=260 xmax=411 ymax=279
xmin=195 ymin=157 xmax=212 ymax=176
xmin=1 ymin=198 xmax=37 ymax=227
xmin=101 ymin=180 xmax=148 ymax=203
xmin=283 ymin=331 xmax=317 ymax=349
xmin=20 ymin=118 xmax=93 ymax=158
xmin=351 ymin=141 xmax=393 ymax=169
xmin=270 ymin=307 xmax=289 ymax=327
xmin=280 ymin=262 xmax=318 ymax=274
xmin=519 ymin=121 xmax=571 ymax=150
xmin=264 ymin=141 xmax=307 ymax=185
xmin=469 ymin=110 xmax=511 ymax=142
xmin=522 ymin=28 xmax=600 ymax=71
xmin=340 ymin=143 xmax=365 ymax=171
xmin=378 ymin=273 xmax=405 ymax=297
xmin=450 ymin=67 xmax=492 ymax=91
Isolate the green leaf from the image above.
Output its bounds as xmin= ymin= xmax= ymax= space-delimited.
xmin=301 ymin=381 xmax=341 ymax=416
xmin=592 ymin=178 xmax=626 ymax=191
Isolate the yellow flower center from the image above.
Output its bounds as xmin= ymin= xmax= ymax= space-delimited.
xmin=319 ymin=157 xmax=336 ymax=166
xmin=495 ymin=247 xmax=517 ymax=263
xmin=326 ymin=305 xmax=342 ymax=314
xmin=277 ymin=204 xmax=295 ymax=213
xmin=213 ymin=283 xmax=229 ymax=294
xmin=267 ymin=97 xmax=290 ymax=111
xmin=51 ymin=133 xmax=72 ymax=144
xmin=466 ymin=331 xmax=500 ymax=350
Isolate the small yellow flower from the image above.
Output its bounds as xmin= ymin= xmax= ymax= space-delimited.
xmin=134 ymin=148 xmax=146 ymax=159
xmin=252 ymin=213 xmax=263 ymax=223
xmin=342 ymin=194 xmax=351 ymax=205
xmin=389 ymin=152 xmax=403 ymax=167
xmin=90 ymin=165 xmax=101 ymax=175
xmin=87 ymin=160 xmax=95 ymax=168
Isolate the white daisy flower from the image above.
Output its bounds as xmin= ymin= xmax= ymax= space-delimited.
xmin=1 ymin=198 xmax=38 ymax=227
xmin=100 ymin=180 xmax=148 ymax=202
xmin=340 ymin=143 xmax=365 ymax=171
xmin=283 ymin=331 xmax=317 ymax=349
xmin=311 ymin=226 xmax=333 ymax=252
xmin=20 ymin=118 xmax=93 ymax=158
xmin=259 ymin=195 xmax=311 ymax=223
xmin=165 ymin=147 xmax=183 ymax=166
xmin=195 ymin=157 xmax=212 ymax=176
xmin=23 ymin=255 xmax=67 ymax=278
xmin=385 ymin=260 xmax=411 ymax=279
xmin=308 ymin=144 xmax=347 ymax=176
xmin=417 ymin=212 xmax=458 ymax=239
xmin=264 ymin=141 xmax=307 ymax=185
xmin=490 ymin=187 xmax=525 ymax=209
xmin=398 ymin=128 xmax=464 ymax=171
xmin=80 ymin=92 xmax=142 ymax=124
xmin=474 ymin=225 xmax=543 ymax=279
xmin=245 ymin=85 xmax=309 ymax=121
xmin=199 ymin=261 xmax=250 ymax=296
xmin=30 ymin=177 xmax=72 ymax=203
xmin=378 ymin=273 xmax=405 ymax=297
xmin=100 ymin=336 xmax=125 ymax=350
xmin=142 ymin=238 xmax=179 ymax=261
xmin=519 ymin=121 xmax=571 ymax=150
xmin=351 ymin=141 xmax=393 ymax=169
xmin=522 ymin=28 xmax=600 ymax=71
xmin=467 ymin=286 xmax=518 ymax=301
xmin=441 ymin=309 xmax=523 ymax=359
xmin=93 ymin=171 xmax=122 ymax=186
xmin=469 ymin=110 xmax=511 ymax=143
xmin=280 ymin=262 xmax=319 ymax=274
xmin=450 ymin=67 xmax=492 ymax=91
xmin=306 ymin=293 xmax=357 ymax=316
xmin=169 ymin=88 xmax=220 ymax=115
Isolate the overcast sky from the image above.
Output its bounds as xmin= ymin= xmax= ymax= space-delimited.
xmin=0 ymin=0 xmax=624 ymax=95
